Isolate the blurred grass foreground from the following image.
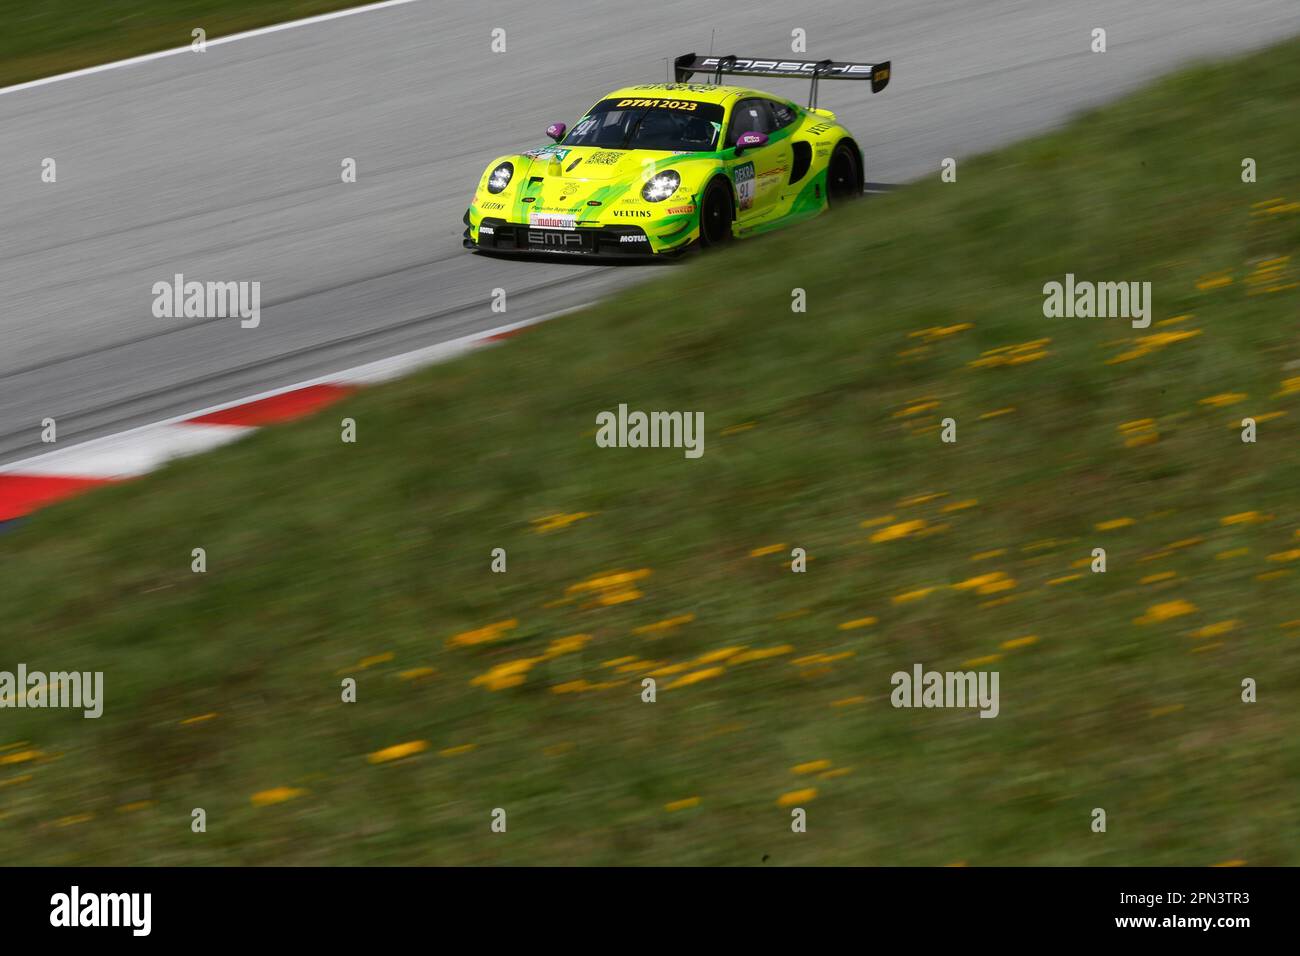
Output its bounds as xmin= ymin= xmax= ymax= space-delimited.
xmin=2 ymin=38 xmax=1299 ymax=864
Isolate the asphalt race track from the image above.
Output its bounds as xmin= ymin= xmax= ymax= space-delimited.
xmin=2 ymin=0 xmax=1297 ymax=466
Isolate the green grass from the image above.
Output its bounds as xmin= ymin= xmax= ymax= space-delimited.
xmin=0 ymin=0 xmax=366 ymax=88
xmin=3 ymin=39 xmax=1299 ymax=865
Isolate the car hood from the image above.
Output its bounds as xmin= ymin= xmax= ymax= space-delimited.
xmin=517 ymin=145 xmax=697 ymax=182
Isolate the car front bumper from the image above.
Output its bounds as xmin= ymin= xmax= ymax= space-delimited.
xmin=463 ymin=214 xmax=692 ymax=258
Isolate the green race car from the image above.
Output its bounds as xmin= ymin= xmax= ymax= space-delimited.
xmin=463 ymin=52 xmax=891 ymax=258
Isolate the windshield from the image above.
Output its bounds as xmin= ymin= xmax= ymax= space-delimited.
xmin=562 ymin=98 xmax=724 ymax=152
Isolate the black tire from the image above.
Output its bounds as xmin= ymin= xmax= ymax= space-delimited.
xmin=826 ymin=141 xmax=862 ymax=205
xmin=697 ymin=178 xmax=733 ymax=249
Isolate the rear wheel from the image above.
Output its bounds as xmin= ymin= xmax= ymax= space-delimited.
xmin=826 ymin=141 xmax=862 ymax=205
xmin=698 ymin=178 xmax=733 ymax=249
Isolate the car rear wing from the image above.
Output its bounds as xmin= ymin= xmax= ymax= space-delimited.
xmin=673 ymin=53 xmax=890 ymax=108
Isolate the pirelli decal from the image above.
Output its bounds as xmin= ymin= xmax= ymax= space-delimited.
xmin=615 ymin=98 xmax=700 ymax=110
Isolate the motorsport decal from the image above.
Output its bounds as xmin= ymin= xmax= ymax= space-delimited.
xmin=586 ymin=151 xmax=624 ymax=165
xmin=734 ymin=161 xmax=756 ymax=211
xmin=613 ymin=209 xmax=652 ymax=218
xmin=806 ymin=123 xmax=833 ymax=135
xmin=615 ymin=98 xmax=700 ymax=110
xmin=619 ymin=234 xmax=648 ymax=242
xmin=529 ymin=211 xmax=577 ymax=229
xmin=695 ymin=57 xmax=877 ymax=77
xmin=479 ymin=200 xmax=505 ymax=210
xmin=527 ymin=230 xmax=583 ymax=249
xmin=523 ymin=145 xmax=570 ymax=159
xmin=666 ymin=205 xmax=695 ymax=215
xmin=630 ymin=83 xmax=716 ymax=93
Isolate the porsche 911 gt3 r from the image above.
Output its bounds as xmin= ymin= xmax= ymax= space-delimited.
xmin=462 ymin=52 xmax=891 ymax=258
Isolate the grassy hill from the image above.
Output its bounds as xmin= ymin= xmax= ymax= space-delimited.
xmin=0 ymin=0 xmax=362 ymax=88
xmin=1 ymin=39 xmax=1298 ymax=864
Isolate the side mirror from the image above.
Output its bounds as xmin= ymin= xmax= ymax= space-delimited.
xmin=734 ymin=131 xmax=768 ymax=155
xmin=546 ymin=123 xmax=566 ymax=142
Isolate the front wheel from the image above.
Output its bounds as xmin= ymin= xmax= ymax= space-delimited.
xmin=697 ymin=178 xmax=734 ymax=249
xmin=826 ymin=142 xmax=862 ymax=206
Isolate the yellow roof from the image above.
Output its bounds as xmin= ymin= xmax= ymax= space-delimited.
xmin=601 ymin=83 xmax=779 ymax=106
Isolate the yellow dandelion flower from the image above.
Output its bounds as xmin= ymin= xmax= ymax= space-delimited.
xmin=777 ymin=788 xmax=817 ymax=807
xmin=1220 ymin=511 xmax=1270 ymax=526
xmin=531 ymin=511 xmax=597 ymax=534
xmin=1190 ymin=621 xmax=1236 ymax=639
xmin=838 ymin=617 xmax=878 ymax=630
xmin=1000 ymin=635 xmax=1039 ymax=650
xmin=54 ymin=814 xmax=94 ymax=827
xmin=446 ymin=619 xmax=518 ymax=648
xmin=1141 ymin=571 xmax=1178 ymax=584
xmin=546 ymin=634 xmax=591 ymax=655
xmin=664 ymin=797 xmax=700 ymax=812
xmin=1135 ymin=599 xmax=1197 ymax=625
xmin=695 ymin=647 xmax=746 ymax=665
xmin=399 ymin=667 xmax=436 ymax=681
xmin=1095 ymin=518 xmax=1135 ymax=531
xmin=792 ymin=760 xmax=832 ymax=775
xmin=646 ymin=662 xmax=695 ymax=677
xmin=730 ymin=645 xmax=795 ymax=664
xmin=251 ymin=787 xmax=308 ymax=807
xmin=367 ymin=740 xmax=429 ymax=764
xmin=633 ymin=613 xmax=696 ymax=635
xmin=567 ymin=569 xmax=651 ymax=593
xmin=1199 ymin=393 xmax=1247 ymax=407
xmin=594 ymin=588 xmax=642 ymax=606
xmin=551 ymin=680 xmax=589 ymax=694
xmin=0 ymin=750 xmax=41 ymax=766
xmin=663 ymin=667 xmax=726 ymax=690
xmin=871 ymin=519 xmax=928 ymax=542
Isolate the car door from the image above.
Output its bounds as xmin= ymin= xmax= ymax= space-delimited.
xmin=725 ymin=98 xmax=792 ymax=228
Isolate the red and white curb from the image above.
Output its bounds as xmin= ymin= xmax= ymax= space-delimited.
xmin=0 ymin=310 xmax=571 ymax=524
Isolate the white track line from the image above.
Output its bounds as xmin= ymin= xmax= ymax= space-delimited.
xmin=0 ymin=304 xmax=592 ymax=477
xmin=0 ymin=0 xmax=427 ymax=98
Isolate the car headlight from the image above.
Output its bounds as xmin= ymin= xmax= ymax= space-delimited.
xmin=487 ymin=162 xmax=514 ymax=194
xmin=641 ymin=170 xmax=680 ymax=203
